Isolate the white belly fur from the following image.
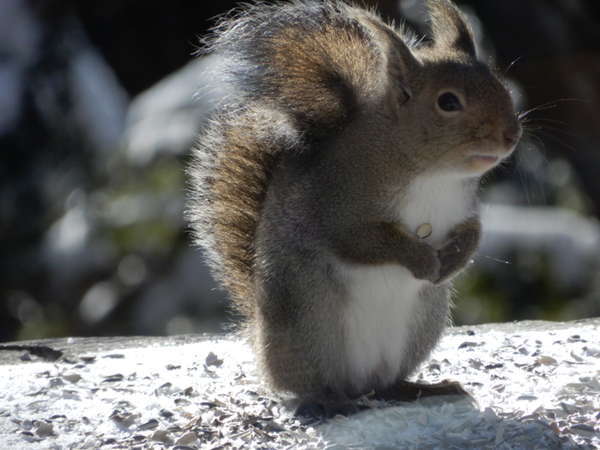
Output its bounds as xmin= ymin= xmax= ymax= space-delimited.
xmin=400 ymin=173 xmax=473 ymax=247
xmin=341 ymin=173 xmax=474 ymax=390
xmin=341 ymin=263 xmax=424 ymax=389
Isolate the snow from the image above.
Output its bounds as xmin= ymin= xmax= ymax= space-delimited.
xmin=0 ymin=319 xmax=598 ymax=449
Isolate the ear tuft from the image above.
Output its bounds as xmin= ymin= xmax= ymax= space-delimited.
xmin=362 ymin=18 xmax=420 ymax=101
xmin=427 ymin=0 xmax=476 ymax=58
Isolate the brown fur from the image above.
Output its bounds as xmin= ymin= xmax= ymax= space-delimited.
xmin=427 ymin=0 xmax=476 ymax=57
xmin=187 ymin=0 xmax=521 ymax=400
xmin=188 ymin=1 xmax=405 ymax=319
xmin=188 ymin=106 xmax=298 ymax=318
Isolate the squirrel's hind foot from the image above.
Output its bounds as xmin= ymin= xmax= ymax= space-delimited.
xmin=373 ymin=379 xmax=473 ymax=403
xmin=293 ymin=380 xmax=472 ymax=421
xmin=294 ymin=397 xmax=368 ymax=422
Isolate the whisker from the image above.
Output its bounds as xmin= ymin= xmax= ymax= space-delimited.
xmin=504 ymin=56 xmax=523 ymax=74
xmin=483 ymin=255 xmax=511 ymax=265
xmin=526 ymin=123 xmax=579 ymax=139
xmin=525 ymin=117 xmax=569 ymax=127
xmin=518 ymin=104 xmax=558 ymax=120
xmin=517 ymin=97 xmax=588 ymax=121
xmin=532 ymin=98 xmax=588 ymax=108
xmin=521 ymin=131 xmax=548 ymax=152
xmin=522 ymin=119 xmax=578 ymax=137
xmin=533 ymin=129 xmax=578 ymax=152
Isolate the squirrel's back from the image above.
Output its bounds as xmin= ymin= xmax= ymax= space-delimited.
xmin=187 ymin=1 xmax=413 ymax=317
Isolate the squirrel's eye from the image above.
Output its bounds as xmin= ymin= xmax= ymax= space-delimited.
xmin=437 ymin=92 xmax=463 ymax=113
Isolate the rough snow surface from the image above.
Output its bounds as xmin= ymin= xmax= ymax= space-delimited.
xmin=0 ymin=319 xmax=598 ymax=449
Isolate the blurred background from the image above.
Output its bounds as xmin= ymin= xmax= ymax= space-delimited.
xmin=1 ymin=0 xmax=599 ymax=342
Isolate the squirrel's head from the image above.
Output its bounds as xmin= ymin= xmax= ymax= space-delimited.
xmin=367 ymin=0 xmax=521 ymax=178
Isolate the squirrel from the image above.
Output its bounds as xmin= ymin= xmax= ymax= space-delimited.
xmin=187 ymin=0 xmax=521 ymax=414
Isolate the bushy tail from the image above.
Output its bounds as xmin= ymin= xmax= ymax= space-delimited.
xmin=187 ymin=1 xmax=393 ymax=317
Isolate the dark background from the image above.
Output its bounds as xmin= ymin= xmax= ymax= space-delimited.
xmin=1 ymin=0 xmax=599 ymax=342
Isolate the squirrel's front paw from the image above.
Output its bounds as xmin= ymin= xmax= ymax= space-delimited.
xmin=436 ymin=227 xmax=478 ymax=283
xmin=408 ymin=244 xmax=441 ymax=283
xmin=436 ymin=240 xmax=464 ymax=283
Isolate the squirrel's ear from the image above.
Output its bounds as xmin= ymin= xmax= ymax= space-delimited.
xmin=367 ymin=21 xmax=420 ymax=101
xmin=387 ymin=33 xmax=420 ymax=103
xmin=427 ymin=0 xmax=476 ymax=58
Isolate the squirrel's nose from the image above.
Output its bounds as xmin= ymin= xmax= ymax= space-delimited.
xmin=502 ymin=121 xmax=522 ymax=149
